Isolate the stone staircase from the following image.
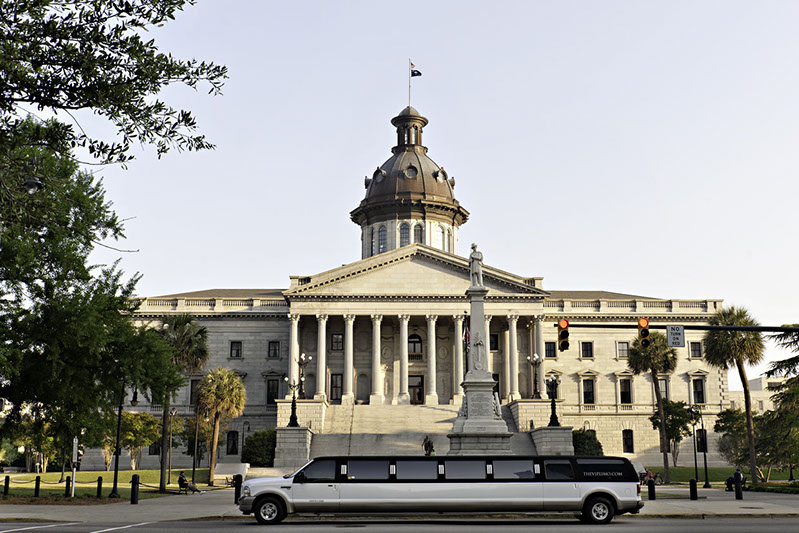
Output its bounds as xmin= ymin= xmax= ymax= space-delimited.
xmin=309 ymin=403 xmax=536 ymax=457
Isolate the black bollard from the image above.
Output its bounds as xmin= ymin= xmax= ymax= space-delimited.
xmin=3 ymin=475 xmax=9 ymax=496
xmin=34 ymin=476 xmax=40 ymax=497
xmin=689 ymin=478 xmax=698 ymax=500
xmin=64 ymin=475 xmax=71 ymax=497
xmin=734 ymin=478 xmax=743 ymax=500
xmin=96 ymin=476 xmax=103 ymax=499
xmin=233 ymin=474 xmax=243 ymax=504
xmin=130 ymin=474 xmax=139 ymax=505
xmin=647 ymin=478 xmax=656 ymax=500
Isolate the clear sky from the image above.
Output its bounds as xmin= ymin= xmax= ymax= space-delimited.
xmin=87 ymin=1 xmax=799 ymax=390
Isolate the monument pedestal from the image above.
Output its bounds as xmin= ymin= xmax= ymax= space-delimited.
xmin=530 ymin=426 xmax=574 ymax=456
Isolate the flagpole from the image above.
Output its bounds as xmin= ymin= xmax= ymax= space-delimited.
xmin=408 ymin=58 xmax=412 ymax=107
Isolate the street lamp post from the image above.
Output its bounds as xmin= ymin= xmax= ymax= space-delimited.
xmin=699 ymin=408 xmax=711 ymax=488
xmin=284 ymin=376 xmax=300 ymax=428
xmin=168 ymin=407 xmax=177 ymax=485
xmin=527 ymin=353 xmax=542 ymax=399
xmin=297 ymin=352 xmax=312 ymax=399
xmin=689 ymin=406 xmax=700 ymax=482
xmin=546 ymin=376 xmax=562 ymax=427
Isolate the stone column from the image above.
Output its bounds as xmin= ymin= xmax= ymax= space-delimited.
xmin=484 ymin=315 xmax=493 ymax=372
xmin=315 ymin=314 xmax=327 ymax=401
xmin=342 ymin=314 xmax=355 ymax=405
xmin=288 ymin=314 xmax=300 ymax=399
xmin=425 ymin=315 xmax=439 ymax=405
xmin=534 ymin=315 xmax=545 ymax=397
xmin=398 ymin=314 xmax=410 ymax=404
xmin=508 ymin=314 xmax=520 ymax=401
xmin=502 ymin=328 xmax=510 ymax=401
xmin=370 ymin=314 xmax=384 ymax=405
xmin=527 ymin=321 xmax=535 ymax=398
xmin=452 ymin=315 xmax=465 ymax=401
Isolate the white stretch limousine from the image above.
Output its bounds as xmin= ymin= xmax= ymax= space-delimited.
xmin=238 ymin=455 xmax=643 ymax=525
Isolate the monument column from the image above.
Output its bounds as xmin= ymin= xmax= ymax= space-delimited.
xmin=534 ymin=315 xmax=546 ymax=397
xmin=508 ymin=314 xmax=520 ymax=401
xmin=425 ymin=315 xmax=439 ymax=405
xmin=288 ymin=314 xmax=300 ymax=399
xmin=370 ymin=314 xmax=384 ymax=405
xmin=398 ymin=314 xmax=410 ymax=404
xmin=452 ymin=314 xmax=465 ymax=401
xmin=315 ymin=314 xmax=328 ymax=400
xmin=501 ymin=328 xmax=510 ymax=402
xmin=342 ymin=314 xmax=356 ymax=405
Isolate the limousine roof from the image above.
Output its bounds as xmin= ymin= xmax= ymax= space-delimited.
xmin=311 ymin=455 xmax=632 ymax=461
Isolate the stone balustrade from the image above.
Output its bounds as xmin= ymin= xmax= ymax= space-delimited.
xmin=134 ymin=297 xmax=289 ymax=314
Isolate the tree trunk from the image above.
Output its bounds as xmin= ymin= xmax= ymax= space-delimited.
xmin=208 ymin=412 xmax=220 ymax=487
xmin=59 ymin=446 xmax=67 ymax=483
xmin=159 ymin=398 xmax=170 ymax=491
xmin=652 ymin=370 xmax=671 ymax=484
xmin=737 ymin=362 xmax=759 ymax=484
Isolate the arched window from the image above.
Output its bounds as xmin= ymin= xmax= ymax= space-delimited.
xmin=436 ymin=226 xmax=445 ymax=250
xmin=408 ymin=334 xmax=423 ymax=361
xmin=413 ymin=224 xmax=424 ymax=244
xmin=445 ymin=229 xmax=452 ymax=252
xmin=378 ymin=226 xmax=387 ymax=253
xmin=226 ymin=431 xmax=239 ymax=455
xmin=370 ymin=228 xmax=375 ymax=257
xmin=400 ymin=223 xmax=410 ymax=247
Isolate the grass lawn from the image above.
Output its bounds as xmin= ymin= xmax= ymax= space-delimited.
xmin=1 ymin=468 xmax=221 ymax=504
xmin=646 ymin=465 xmax=794 ymax=484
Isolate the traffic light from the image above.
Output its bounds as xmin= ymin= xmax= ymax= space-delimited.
xmin=638 ymin=318 xmax=651 ymax=348
xmin=557 ymin=318 xmax=570 ymax=351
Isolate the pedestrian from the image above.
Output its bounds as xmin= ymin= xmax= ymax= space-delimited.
xmin=179 ymin=471 xmax=205 ymax=494
xmin=422 ymin=435 xmax=434 ymax=456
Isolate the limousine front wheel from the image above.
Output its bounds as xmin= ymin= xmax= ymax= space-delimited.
xmin=583 ymin=496 xmax=615 ymax=525
xmin=254 ymin=496 xmax=286 ymax=525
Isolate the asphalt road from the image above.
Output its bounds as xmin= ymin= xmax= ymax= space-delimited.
xmin=3 ymin=518 xmax=799 ymax=533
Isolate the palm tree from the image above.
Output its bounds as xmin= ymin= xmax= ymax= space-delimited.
xmin=198 ymin=367 xmax=247 ymax=486
xmin=628 ymin=331 xmax=678 ymax=484
xmin=158 ymin=314 xmax=209 ymax=492
xmin=704 ymin=306 xmax=764 ymax=484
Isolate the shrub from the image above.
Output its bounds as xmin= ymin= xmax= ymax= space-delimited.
xmin=241 ymin=429 xmax=276 ymax=467
xmin=573 ymin=428 xmax=604 ymax=456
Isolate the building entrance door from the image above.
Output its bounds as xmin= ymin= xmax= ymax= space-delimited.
xmin=409 ymin=376 xmax=424 ymax=405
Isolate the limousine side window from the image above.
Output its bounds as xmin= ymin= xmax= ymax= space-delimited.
xmin=575 ymin=458 xmax=631 ymax=481
xmin=396 ymin=460 xmax=438 ymax=480
xmin=444 ymin=460 xmax=487 ymax=480
xmin=300 ymin=459 xmax=336 ymax=481
xmin=544 ymin=460 xmax=575 ymax=481
xmin=347 ymin=459 xmax=390 ymax=480
xmin=493 ymin=459 xmax=535 ymax=480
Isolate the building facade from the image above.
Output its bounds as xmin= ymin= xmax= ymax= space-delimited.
xmin=116 ymin=106 xmax=732 ymax=469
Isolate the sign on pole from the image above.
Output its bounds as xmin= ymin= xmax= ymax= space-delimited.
xmin=71 ymin=436 xmax=78 ymax=498
xmin=667 ymin=325 xmax=685 ymax=347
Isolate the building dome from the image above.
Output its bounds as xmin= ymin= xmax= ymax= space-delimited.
xmin=351 ymin=107 xmax=469 ymax=258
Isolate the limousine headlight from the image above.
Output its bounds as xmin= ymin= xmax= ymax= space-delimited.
xmin=242 ymin=485 xmax=251 ymax=497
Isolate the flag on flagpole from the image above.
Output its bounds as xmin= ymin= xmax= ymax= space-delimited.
xmin=411 ymin=69 xmax=422 ymax=77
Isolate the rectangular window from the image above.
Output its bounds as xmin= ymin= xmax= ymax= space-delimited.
xmin=396 ymin=460 xmax=438 ymax=480
xmin=545 ymin=342 xmax=556 ymax=358
xmin=581 ymin=342 xmax=594 ymax=358
xmin=302 ymin=459 xmax=336 ymax=481
xmin=331 ymin=334 xmax=344 ymax=351
xmin=347 ymin=459 xmax=389 ymax=480
xmin=617 ymin=342 xmax=629 ymax=359
xmin=189 ymin=379 xmax=201 ymax=405
xmin=444 ymin=460 xmax=486 ymax=480
xmin=692 ymin=379 xmax=706 ymax=404
xmin=489 ymin=334 xmax=499 ymax=351
xmin=230 ymin=341 xmax=242 ymax=358
xmin=330 ymin=374 xmax=343 ymax=401
xmin=658 ymin=378 xmax=670 ymax=401
xmin=576 ymin=458 xmax=631 ymax=481
xmin=583 ymin=379 xmax=595 ymax=404
xmin=226 ymin=431 xmax=239 ymax=455
xmin=622 ymin=430 xmax=634 ymax=453
xmin=492 ymin=459 xmax=535 ymax=480
xmin=544 ymin=460 xmax=575 ymax=481
xmin=268 ymin=341 xmax=280 ymax=358
xmin=696 ymin=429 xmax=707 ymax=453
xmin=266 ymin=378 xmax=280 ymax=405
xmin=148 ymin=443 xmax=160 ymax=456
xmin=730 ymin=400 xmax=736 ymax=409
xmin=690 ymin=342 xmax=702 ymax=358
xmin=758 ymin=400 xmax=764 ymax=411
xmin=620 ymin=379 xmax=632 ymax=404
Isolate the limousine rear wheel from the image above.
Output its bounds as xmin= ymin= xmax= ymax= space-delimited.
xmin=583 ymin=496 xmax=615 ymax=525
xmin=254 ymin=496 xmax=286 ymax=525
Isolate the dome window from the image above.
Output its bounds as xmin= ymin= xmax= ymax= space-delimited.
xmin=400 ymin=223 xmax=410 ymax=247
xmin=370 ymin=228 xmax=376 ymax=257
xmin=413 ymin=224 xmax=424 ymax=244
xmin=378 ymin=226 xmax=387 ymax=254
xmin=404 ymin=166 xmax=418 ymax=179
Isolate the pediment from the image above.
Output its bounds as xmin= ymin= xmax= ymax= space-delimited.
xmin=285 ymin=244 xmax=548 ymax=299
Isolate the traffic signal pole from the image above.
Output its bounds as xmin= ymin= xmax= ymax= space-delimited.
xmin=554 ymin=324 xmax=799 ymax=334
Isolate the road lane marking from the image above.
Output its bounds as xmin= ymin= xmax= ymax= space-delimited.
xmin=89 ymin=524 xmax=152 ymax=533
xmin=0 ymin=525 xmax=80 ymax=532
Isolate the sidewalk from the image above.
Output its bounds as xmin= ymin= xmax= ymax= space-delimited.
xmin=0 ymin=486 xmax=797 ymax=524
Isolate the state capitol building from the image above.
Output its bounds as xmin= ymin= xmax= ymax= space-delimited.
xmin=127 ymin=105 xmax=728 ymax=467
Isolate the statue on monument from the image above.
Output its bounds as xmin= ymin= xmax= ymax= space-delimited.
xmin=469 ymin=243 xmax=484 ymax=288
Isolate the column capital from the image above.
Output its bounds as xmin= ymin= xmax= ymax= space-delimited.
xmin=343 ymin=314 xmax=356 ymax=324
xmin=398 ymin=314 xmax=410 ymax=323
xmin=507 ymin=314 xmax=519 ymax=322
xmin=316 ymin=314 xmax=328 ymax=323
xmin=289 ymin=313 xmax=301 ymax=323
xmin=485 ymin=315 xmax=493 ymax=322
xmin=371 ymin=314 xmax=383 ymax=323
xmin=425 ymin=314 xmax=438 ymax=323
xmin=533 ymin=314 xmax=546 ymax=323
xmin=452 ymin=314 xmax=466 ymax=322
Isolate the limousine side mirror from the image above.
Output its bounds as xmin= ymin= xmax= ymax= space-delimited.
xmin=293 ymin=471 xmax=306 ymax=483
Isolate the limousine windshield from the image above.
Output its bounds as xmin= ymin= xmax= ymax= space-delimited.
xmin=238 ymin=455 xmax=643 ymax=526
